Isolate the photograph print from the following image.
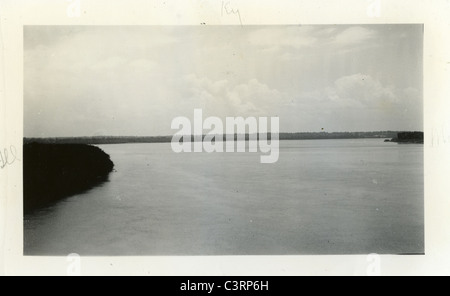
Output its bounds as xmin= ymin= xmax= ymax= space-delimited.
xmin=23 ymin=25 xmax=424 ymax=256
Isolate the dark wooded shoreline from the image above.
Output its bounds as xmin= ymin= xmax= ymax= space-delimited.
xmin=388 ymin=132 xmax=424 ymax=144
xmin=23 ymin=143 xmax=114 ymax=214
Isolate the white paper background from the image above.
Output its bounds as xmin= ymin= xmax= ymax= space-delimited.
xmin=1 ymin=0 xmax=450 ymax=276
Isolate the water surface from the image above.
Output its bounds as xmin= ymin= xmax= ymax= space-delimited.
xmin=24 ymin=139 xmax=424 ymax=255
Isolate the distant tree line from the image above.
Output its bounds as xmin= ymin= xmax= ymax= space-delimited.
xmin=24 ymin=131 xmax=414 ymax=145
xmin=24 ymin=136 xmax=173 ymax=145
xmin=279 ymin=131 xmax=400 ymax=140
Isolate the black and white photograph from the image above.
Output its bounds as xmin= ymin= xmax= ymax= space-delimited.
xmin=23 ymin=25 xmax=424 ymax=256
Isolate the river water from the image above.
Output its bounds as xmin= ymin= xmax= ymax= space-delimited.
xmin=24 ymin=139 xmax=424 ymax=255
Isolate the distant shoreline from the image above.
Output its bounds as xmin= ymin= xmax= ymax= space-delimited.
xmin=24 ymin=131 xmax=422 ymax=145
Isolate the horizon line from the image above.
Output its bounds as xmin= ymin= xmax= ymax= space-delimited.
xmin=23 ymin=130 xmax=424 ymax=139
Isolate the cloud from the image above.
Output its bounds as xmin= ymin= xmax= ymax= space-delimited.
xmin=184 ymin=74 xmax=286 ymax=117
xmin=91 ymin=56 xmax=128 ymax=71
xmin=332 ymin=27 xmax=378 ymax=46
xmin=253 ymin=26 xmax=380 ymax=62
xmin=24 ymin=26 xmax=423 ymax=136
xmin=327 ymin=73 xmax=398 ymax=108
xmin=283 ymin=73 xmax=422 ymax=132
xmin=248 ymin=27 xmax=317 ymax=50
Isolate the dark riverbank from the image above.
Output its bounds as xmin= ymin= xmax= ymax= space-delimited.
xmin=24 ymin=143 xmax=114 ymax=214
xmin=388 ymin=132 xmax=424 ymax=144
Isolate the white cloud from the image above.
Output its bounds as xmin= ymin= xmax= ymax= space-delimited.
xmin=91 ymin=56 xmax=128 ymax=71
xmin=317 ymin=27 xmax=338 ymax=36
xmin=332 ymin=26 xmax=378 ymax=46
xmin=184 ymin=74 xmax=286 ymax=117
xmin=254 ymin=26 xmax=380 ymax=62
xmin=128 ymin=59 xmax=157 ymax=70
xmin=328 ymin=73 xmax=398 ymax=107
xmin=283 ymin=73 xmax=422 ymax=132
xmin=248 ymin=27 xmax=317 ymax=50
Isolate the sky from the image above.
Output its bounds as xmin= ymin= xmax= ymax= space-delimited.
xmin=24 ymin=25 xmax=423 ymax=137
